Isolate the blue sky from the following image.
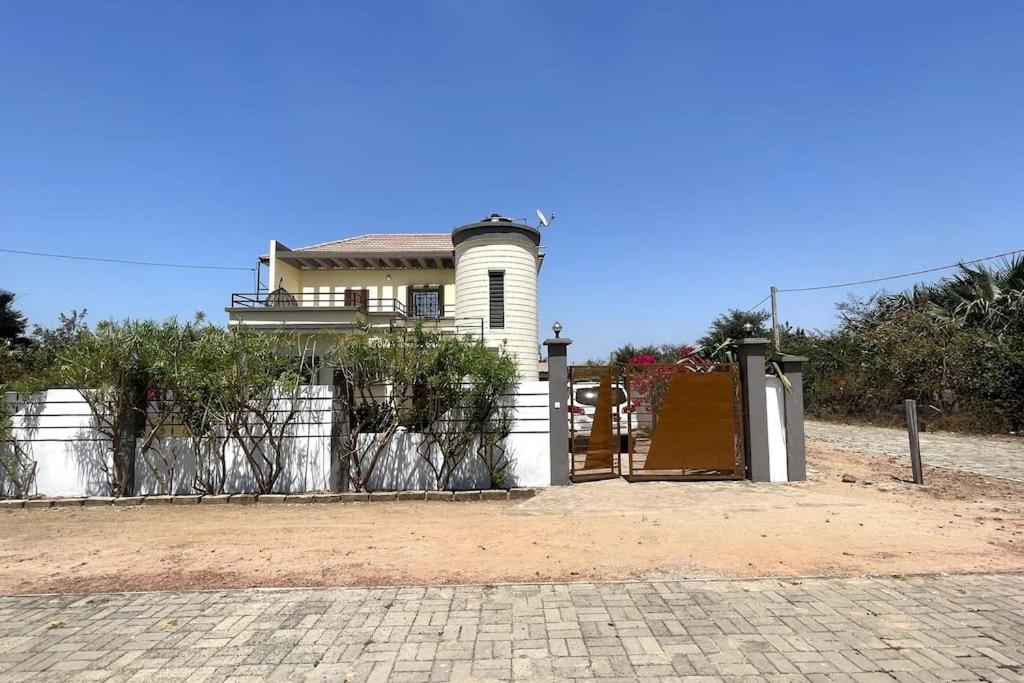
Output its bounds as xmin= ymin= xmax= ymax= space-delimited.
xmin=2 ymin=1 xmax=1023 ymax=361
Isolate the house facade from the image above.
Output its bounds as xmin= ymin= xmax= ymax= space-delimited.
xmin=227 ymin=214 xmax=543 ymax=380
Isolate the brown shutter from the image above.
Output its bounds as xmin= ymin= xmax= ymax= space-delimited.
xmin=345 ymin=288 xmax=369 ymax=309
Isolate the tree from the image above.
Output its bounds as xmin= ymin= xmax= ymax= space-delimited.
xmin=327 ymin=327 xmax=520 ymax=491
xmin=132 ymin=317 xmax=213 ymax=495
xmin=468 ymin=347 xmax=519 ymax=488
xmin=413 ymin=336 xmax=518 ymax=489
xmin=0 ymin=291 xmax=29 ymax=348
xmin=213 ymin=332 xmax=320 ymax=495
xmin=327 ymin=328 xmax=428 ymax=491
xmin=163 ymin=323 xmax=235 ymax=494
xmin=0 ymin=387 xmax=35 ymax=498
xmin=57 ymin=319 xmax=163 ymax=496
xmin=696 ymin=309 xmax=770 ymax=351
xmin=608 ymin=343 xmax=686 ymax=371
xmin=0 ymin=310 xmax=87 ymax=498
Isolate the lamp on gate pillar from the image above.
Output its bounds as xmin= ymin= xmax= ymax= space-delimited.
xmin=544 ymin=323 xmax=572 ymax=486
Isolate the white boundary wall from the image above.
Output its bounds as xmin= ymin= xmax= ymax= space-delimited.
xmin=365 ymin=381 xmax=550 ymax=490
xmin=4 ymin=387 xmax=332 ymax=497
xmin=3 ymin=382 xmax=551 ymax=497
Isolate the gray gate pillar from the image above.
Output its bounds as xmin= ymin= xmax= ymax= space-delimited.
xmin=543 ymin=332 xmax=572 ymax=486
xmin=738 ymin=338 xmax=770 ymax=482
xmin=776 ymin=354 xmax=808 ymax=482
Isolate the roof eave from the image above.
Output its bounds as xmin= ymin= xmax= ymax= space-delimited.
xmin=277 ymin=250 xmax=455 ymax=270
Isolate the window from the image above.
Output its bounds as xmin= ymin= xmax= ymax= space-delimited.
xmin=489 ymin=271 xmax=504 ymax=329
xmin=575 ymin=386 xmax=627 ymax=407
xmin=344 ymin=288 xmax=369 ymax=309
xmin=408 ymin=287 xmax=442 ymax=318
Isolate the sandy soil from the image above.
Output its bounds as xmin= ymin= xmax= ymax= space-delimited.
xmin=2 ymin=442 xmax=1023 ymax=594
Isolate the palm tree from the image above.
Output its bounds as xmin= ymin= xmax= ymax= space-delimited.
xmin=856 ymin=257 xmax=1024 ymax=335
xmin=0 ymin=290 xmax=29 ymax=347
xmin=926 ymin=257 xmax=1024 ymax=333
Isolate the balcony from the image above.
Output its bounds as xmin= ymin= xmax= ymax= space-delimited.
xmin=230 ymin=291 xmax=411 ymax=314
xmin=226 ymin=291 xmax=482 ymax=340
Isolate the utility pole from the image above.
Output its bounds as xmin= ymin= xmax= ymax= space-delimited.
xmin=770 ymin=285 xmax=780 ymax=350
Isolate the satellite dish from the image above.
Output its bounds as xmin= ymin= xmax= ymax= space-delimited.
xmin=536 ymin=209 xmax=556 ymax=228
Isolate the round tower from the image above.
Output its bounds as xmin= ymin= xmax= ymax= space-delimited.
xmin=453 ymin=214 xmax=541 ymax=380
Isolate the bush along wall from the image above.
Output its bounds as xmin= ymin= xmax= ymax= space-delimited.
xmin=1 ymin=315 xmax=523 ymax=497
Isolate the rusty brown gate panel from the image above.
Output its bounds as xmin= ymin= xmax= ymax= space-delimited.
xmin=568 ymin=365 xmax=624 ymax=482
xmin=625 ymin=363 xmax=745 ymax=481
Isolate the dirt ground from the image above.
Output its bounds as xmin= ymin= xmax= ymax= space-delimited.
xmin=2 ymin=442 xmax=1023 ymax=595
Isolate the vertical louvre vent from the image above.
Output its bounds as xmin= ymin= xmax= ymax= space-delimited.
xmin=489 ymin=271 xmax=505 ymax=329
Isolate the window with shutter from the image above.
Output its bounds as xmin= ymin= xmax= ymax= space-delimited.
xmin=344 ymin=289 xmax=369 ymax=310
xmin=489 ymin=271 xmax=505 ymax=329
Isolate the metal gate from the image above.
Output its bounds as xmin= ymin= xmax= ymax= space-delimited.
xmin=624 ymin=362 xmax=745 ymax=481
xmin=568 ymin=365 xmax=624 ymax=482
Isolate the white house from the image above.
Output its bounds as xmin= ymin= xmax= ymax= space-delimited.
xmin=227 ymin=214 xmax=544 ymax=379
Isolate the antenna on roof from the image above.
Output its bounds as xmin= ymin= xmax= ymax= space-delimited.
xmin=536 ymin=209 xmax=556 ymax=228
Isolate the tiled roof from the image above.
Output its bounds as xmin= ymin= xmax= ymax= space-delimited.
xmin=293 ymin=234 xmax=453 ymax=254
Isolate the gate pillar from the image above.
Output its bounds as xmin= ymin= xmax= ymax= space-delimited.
xmin=738 ymin=338 xmax=771 ymax=482
xmin=776 ymin=354 xmax=808 ymax=481
xmin=544 ymin=331 xmax=572 ymax=486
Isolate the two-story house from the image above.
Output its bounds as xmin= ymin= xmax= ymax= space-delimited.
xmin=227 ymin=214 xmax=543 ymax=380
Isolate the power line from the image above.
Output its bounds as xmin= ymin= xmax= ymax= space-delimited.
xmin=746 ymin=247 xmax=1022 ymax=315
xmin=0 ymin=247 xmax=253 ymax=272
xmin=760 ymin=246 xmax=1024 ymax=345
xmin=744 ymin=294 xmax=771 ymax=313
xmin=778 ymin=248 xmax=1024 ymax=293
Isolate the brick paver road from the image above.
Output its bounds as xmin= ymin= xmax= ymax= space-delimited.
xmin=2 ymin=573 xmax=1024 ymax=681
xmin=807 ymin=420 xmax=1024 ymax=482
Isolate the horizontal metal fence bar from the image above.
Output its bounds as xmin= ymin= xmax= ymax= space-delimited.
xmin=6 ymin=392 xmax=548 ymax=405
xmin=8 ymin=430 xmax=547 ymax=443
xmin=6 ymin=417 xmax=551 ymax=426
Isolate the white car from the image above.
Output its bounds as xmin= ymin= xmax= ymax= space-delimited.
xmin=568 ymin=381 xmax=632 ymax=439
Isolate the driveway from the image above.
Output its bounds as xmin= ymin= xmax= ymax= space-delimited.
xmin=806 ymin=420 xmax=1024 ymax=482
xmin=2 ymin=573 xmax=1023 ymax=681
xmin=4 ymin=443 xmax=1024 ymax=595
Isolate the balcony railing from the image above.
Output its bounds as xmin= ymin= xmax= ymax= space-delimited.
xmin=390 ymin=317 xmax=485 ymax=341
xmin=231 ymin=292 xmax=408 ymax=313
xmin=229 ymin=292 xmax=457 ymax=319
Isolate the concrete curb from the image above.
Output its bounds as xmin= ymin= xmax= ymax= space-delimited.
xmin=312 ymin=494 xmax=342 ymax=504
xmin=9 ymin=568 xmax=1024 ymax=601
xmin=339 ymin=492 xmax=369 ymax=503
xmin=284 ymin=495 xmax=315 ymax=504
xmin=0 ymin=488 xmax=538 ymax=510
